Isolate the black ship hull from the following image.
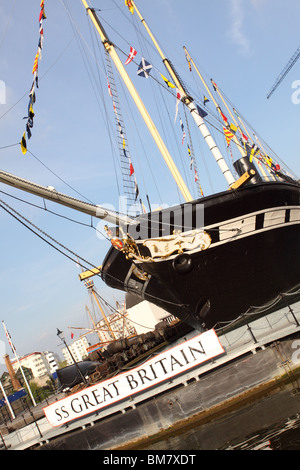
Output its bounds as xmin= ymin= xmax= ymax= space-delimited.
xmin=101 ymin=181 xmax=300 ymax=330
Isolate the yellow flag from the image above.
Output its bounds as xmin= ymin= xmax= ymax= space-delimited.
xmin=125 ymin=0 xmax=134 ymax=14
xmin=160 ymin=74 xmax=175 ymax=89
xmin=229 ymin=123 xmax=237 ymax=134
xmin=29 ymin=103 xmax=35 ymax=118
xmin=20 ymin=132 xmax=27 ymax=155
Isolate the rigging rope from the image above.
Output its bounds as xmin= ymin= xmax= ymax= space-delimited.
xmin=105 ymin=50 xmax=140 ymax=210
xmin=0 ymin=197 xmax=97 ymax=271
xmin=0 ymin=194 xmax=191 ymax=312
xmin=183 ymin=105 xmax=203 ymax=198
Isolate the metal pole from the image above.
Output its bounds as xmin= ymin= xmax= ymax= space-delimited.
xmin=2 ymin=321 xmax=37 ymax=406
xmin=288 ymin=304 xmax=300 ymax=327
xmin=57 ymin=329 xmax=87 ymax=384
xmin=0 ymin=379 xmax=15 ymax=420
xmin=0 ymin=430 xmax=7 ymax=450
xmin=25 ymin=400 xmax=42 ymax=439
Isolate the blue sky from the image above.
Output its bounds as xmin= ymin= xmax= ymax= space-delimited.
xmin=0 ymin=0 xmax=299 ymax=373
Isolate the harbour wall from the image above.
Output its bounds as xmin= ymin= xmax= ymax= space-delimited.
xmin=37 ymin=303 xmax=300 ymax=450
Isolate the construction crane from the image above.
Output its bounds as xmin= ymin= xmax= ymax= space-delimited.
xmin=267 ymin=46 xmax=300 ymax=99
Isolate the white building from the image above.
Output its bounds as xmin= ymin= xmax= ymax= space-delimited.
xmin=95 ymin=304 xmax=137 ymax=344
xmin=92 ymin=299 xmax=176 ymax=347
xmin=61 ymin=336 xmax=90 ymax=366
xmin=43 ymin=351 xmax=60 ymax=375
xmin=126 ymin=300 xmax=176 ymax=335
xmin=11 ymin=351 xmax=60 ymax=379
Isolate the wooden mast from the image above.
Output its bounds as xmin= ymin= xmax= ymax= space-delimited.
xmin=183 ymin=47 xmax=246 ymax=159
xmin=81 ymin=0 xmax=193 ymax=203
xmin=82 ymin=273 xmax=117 ymax=341
xmin=85 ymin=305 xmax=102 ymax=342
xmin=130 ymin=0 xmax=236 ymax=187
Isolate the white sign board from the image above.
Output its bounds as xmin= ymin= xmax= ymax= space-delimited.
xmin=44 ymin=329 xmax=224 ymax=427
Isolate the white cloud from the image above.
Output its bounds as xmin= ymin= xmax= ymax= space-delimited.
xmin=227 ymin=0 xmax=252 ymax=56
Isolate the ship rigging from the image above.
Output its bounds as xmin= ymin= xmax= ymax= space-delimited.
xmin=0 ymin=0 xmax=298 ymax=333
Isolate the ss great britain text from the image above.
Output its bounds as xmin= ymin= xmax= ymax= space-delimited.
xmin=44 ymin=330 xmax=224 ymax=426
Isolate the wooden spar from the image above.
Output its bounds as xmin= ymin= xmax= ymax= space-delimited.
xmin=0 ymin=169 xmax=135 ymax=226
xmin=130 ymin=1 xmax=235 ymax=187
xmin=183 ymin=47 xmax=246 ymax=159
xmin=183 ymin=48 xmax=274 ymax=182
xmin=81 ymin=272 xmax=117 ymax=340
xmin=81 ymin=0 xmax=193 ymax=203
xmin=85 ymin=305 xmax=102 ymax=342
xmin=183 ymin=47 xmax=218 ymax=108
xmin=90 ymin=289 xmax=116 ymax=341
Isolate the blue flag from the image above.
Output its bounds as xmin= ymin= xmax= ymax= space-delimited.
xmin=137 ymin=58 xmax=152 ymax=78
xmin=196 ymin=104 xmax=208 ymax=118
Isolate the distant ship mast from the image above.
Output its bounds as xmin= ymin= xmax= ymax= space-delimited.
xmin=83 ymin=278 xmax=117 ymax=341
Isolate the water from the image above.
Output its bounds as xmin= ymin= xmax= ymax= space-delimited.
xmin=137 ymin=383 xmax=300 ymax=450
xmin=225 ymin=414 xmax=300 ymax=450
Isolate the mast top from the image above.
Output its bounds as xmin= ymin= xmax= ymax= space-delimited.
xmin=129 ymin=1 xmax=235 ymax=187
xmin=81 ymin=0 xmax=193 ymax=202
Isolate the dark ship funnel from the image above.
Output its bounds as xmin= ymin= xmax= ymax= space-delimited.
xmin=233 ymin=157 xmax=262 ymax=185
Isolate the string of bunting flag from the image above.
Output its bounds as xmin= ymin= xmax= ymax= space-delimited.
xmin=123 ymin=3 xmax=282 ymax=188
xmin=210 ymin=79 xmax=282 ymax=175
xmin=175 ymin=86 xmax=204 ymax=196
xmin=107 ymin=76 xmax=139 ymax=198
xmin=20 ymin=1 xmax=46 ymax=155
xmin=123 ymin=38 xmax=207 ymax=197
xmin=124 ymin=1 xmax=277 ymax=188
xmin=185 ymin=55 xmax=282 ymax=178
xmin=179 ymin=116 xmax=202 ymax=194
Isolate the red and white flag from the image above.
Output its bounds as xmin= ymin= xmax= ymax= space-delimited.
xmin=175 ymin=88 xmax=184 ymax=122
xmin=125 ymin=46 xmax=137 ymax=65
